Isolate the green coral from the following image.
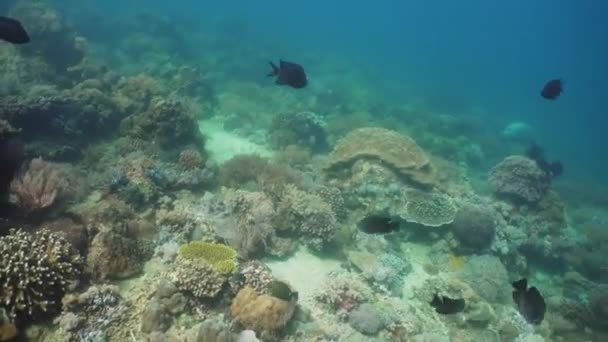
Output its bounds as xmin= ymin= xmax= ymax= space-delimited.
xmin=178 ymin=241 xmax=237 ymax=274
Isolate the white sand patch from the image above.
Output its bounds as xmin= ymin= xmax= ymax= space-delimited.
xmin=266 ymin=247 xmax=342 ymax=302
xmin=198 ymin=118 xmax=272 ymax=163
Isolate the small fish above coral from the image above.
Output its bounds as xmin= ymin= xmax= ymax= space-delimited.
xmin=540 ymin=79 xmax=563 ymax=100
xmin=357 ymin=215 xmax=400 ymax=234
xmin=267 ymin=60 xmax=308 ymax=89
xmin=0 ymin=16 xmax=29 ymax=44
xmin=512 ymin=278 xmax=546 ymax=325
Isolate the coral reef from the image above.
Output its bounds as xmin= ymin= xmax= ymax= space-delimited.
xmin=0 ymin=229 xmax=82 ymax=321
xmin=231 ymin=260 xmax=274 ymax=294
xmin=178 ymin=240 xmax=237 ymax=274
xmin=210 ymin=190 xmax=276 ymax=259
xmin=451 ymin=203 xmax=496 ymax=251
xmin=267 ymin=111 xmax=328 ymax=152
xmin=163 ymin=255 xmax=228 ymax=299
xmin=119 ymin=96 xmax=203 ymax=149
xmin=86 ymin=224 xmax=151 ymax=280
xmin=348 ymin=303 xmax=385 ymax=335
xmin=396 ymin=190 xmax=457 ymax=227
xmin=275 ymin=184 xmax=337 ymax=250
xmin=456 ymin=254 xmax=510 ymax=303
xmin=489 ymin=155 xmax=551 ymax=203
xmin=9 ymin=158 xmax=70 ymax=213
xmin=325 ymin=127 xmax=437 ymax=187
xmin=230 ymin=286 xmax=296 ymax=338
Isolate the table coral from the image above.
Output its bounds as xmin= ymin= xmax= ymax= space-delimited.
xmin=325 ymin=127 xmax=437 ymax=187
xmin=178 ymin=240 xmax=237 ymax=274
xmin=0 ymin=229 xmax=82 ymax=321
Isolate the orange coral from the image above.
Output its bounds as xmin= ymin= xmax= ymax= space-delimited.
xmin=230 ymin=287 xmax=295 ymax=335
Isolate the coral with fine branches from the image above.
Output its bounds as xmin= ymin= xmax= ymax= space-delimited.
xmin=9 ymin=158 xmax=69 ymax=213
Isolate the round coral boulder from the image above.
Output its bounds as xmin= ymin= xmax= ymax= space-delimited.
xmin=488 ymin=155 xmax=550 ymax=203
xmin=452 ymin=204 xmax=496 ymax=251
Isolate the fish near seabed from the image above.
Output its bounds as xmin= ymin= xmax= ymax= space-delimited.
xmin=541 ymin=79 xmax=563 ymax=100
xmin=512 ymin=278 xmax=546 ymax=325
xmin=268 ymin=60 xmax=308 ymax=89
xmin=0 ymin=16 xmax=29 ymax=44
xmin=430 ymin=294 xmax=466 ymax=314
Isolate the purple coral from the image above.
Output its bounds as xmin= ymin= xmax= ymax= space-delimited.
xmin=488 ymin=155 xmax=550 ymax=203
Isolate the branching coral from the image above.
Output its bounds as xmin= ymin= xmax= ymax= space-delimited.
xmin=163 ymin=255 xmax=228 ymax=299
xmin=9 ymin=158 xmax=69 ymax=213
xmin=0 ymin=229 xmax=82 ymax=321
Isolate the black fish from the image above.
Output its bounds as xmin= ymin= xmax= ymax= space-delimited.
xmin=541 ymin=79 xmax=563 ymax=100
xmin=430 ymin=294 xmax=465 ymax=314
xmin=512 ymin=278 xmax=546 ymax=325
xmin=268 ymin=60 xmax=307 ymax=89
xmin=0 ymin=16 xmax=30 ymax=44
xmin=357 ymin=215 xmax=400 ymax=234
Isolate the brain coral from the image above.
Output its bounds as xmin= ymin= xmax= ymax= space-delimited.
xmin=325 ymin=127 xmax=436 ymax=186
xmin=230 ymin=287 xmax=296 ymax=336
xmin=488 ymin=155 xmax=550 ymax=203
xmin=397 ymin=190 xmax=457 ymax=227
xmin=0 ymin=229 xmax=82 ymax=321
xmin=452 ymin=203 xmax=496 ymax=250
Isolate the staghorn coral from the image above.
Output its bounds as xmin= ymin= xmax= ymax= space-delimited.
xmin=275 ymin=184 xmax=337 ymax=250
xmin=163 ymin=255 xmax=228 ymax=299
xmin=0 ymin=229 xmax=82 ymax=321
xmin=230 ymin=287 xmax=296 ymax=338
xmin=488 ymin=155 xmax=551 ymax=203
xmin=396 ymin=190 xmax=457 ymax=227
xmin=9 ymin=157 xmax=69 ymax=213
xmin=178 ymin=241 xmax=237 ymax=274
xmin=325 ymin=127 xmax=437 ymax=187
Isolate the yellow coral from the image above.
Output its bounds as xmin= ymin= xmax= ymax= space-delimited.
xmin=178 ymin=241 xmax=237 ymax=274
xmin=448 ymin=255 xmax=467 ymax=271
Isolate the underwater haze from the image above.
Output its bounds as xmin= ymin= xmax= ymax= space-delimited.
xmin=2 ymin=0 xmax=608 ymax=341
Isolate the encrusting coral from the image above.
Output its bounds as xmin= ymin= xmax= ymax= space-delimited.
xmin=0 ymin=229 xmax=82 ymax=321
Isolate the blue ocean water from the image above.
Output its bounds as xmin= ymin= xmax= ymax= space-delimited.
xmin=127 ymin=0 xmax=607 ymax=183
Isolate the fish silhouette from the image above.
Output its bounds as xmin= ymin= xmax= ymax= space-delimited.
xmin=540 ymin=79 xmax=563 ymax=100
xmin=268 ymin=60 xmax=307 ymax=89
xmin=0 ymin=16 xmax=29 ymax=44
xmin=512 ymin=278 xmax=546 ymax=325
xmin=430 ymin=294 xmax=465 ymax=314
